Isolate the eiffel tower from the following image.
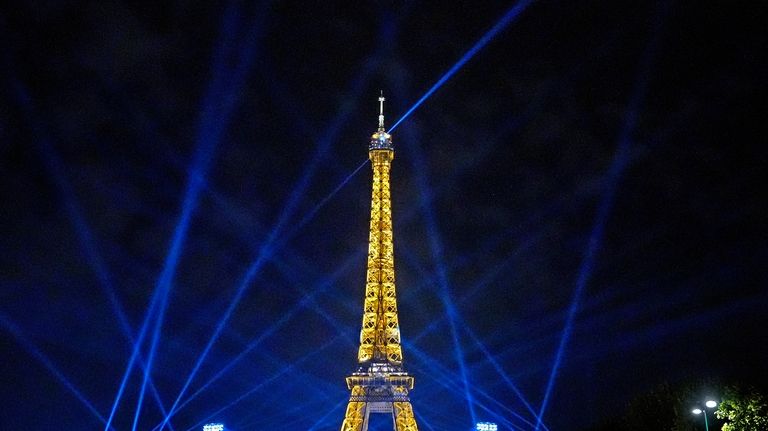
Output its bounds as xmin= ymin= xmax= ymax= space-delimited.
xmin=338 ymin=94 xmax=419 ymax=431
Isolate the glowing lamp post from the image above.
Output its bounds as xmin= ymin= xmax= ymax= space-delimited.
xmin=691 ymin=400 xmax=717 ymax=431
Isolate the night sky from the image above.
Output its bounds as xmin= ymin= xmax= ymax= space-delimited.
xmin=1 ymin=1 xmax=766 ymax=430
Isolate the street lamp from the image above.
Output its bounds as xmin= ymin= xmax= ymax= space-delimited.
xmin=691 ymin=400 xmax=718 ymax=431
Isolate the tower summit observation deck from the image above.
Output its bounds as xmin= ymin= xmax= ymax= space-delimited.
xmin=338 ymin=94 xmax=419 ymax=431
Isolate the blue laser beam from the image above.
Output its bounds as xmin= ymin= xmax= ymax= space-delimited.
xmin=5 ymin=68 xmax=176 ymax=430
xmin=241 ymin=397 xmax=343 ymax=430
xmin=306 ymin=399 xmax=349 ymax=431
xmin=113 ymin=1 xmax=266 ymax=427
xmin=170 ymin=245 xmax=400 ymax=430
xmin=38 ymin=135 xmax=178 ymax=431
xmin=0 ymin=312 xmax=114 ymax=429
xmin=408 ymin=226 xmax=546 ymax=345
xmin=429 ymin=276 xmax=476 ymax=426
xmin=388 ymin=0 xmax=535 ymax=132
xmin=391 ymin=80 xmax=478 ymax=427
xmin=415 ymin=400 xmax=473 ymax=430
xmin=384 ymin=54 xmax=573 ymax=428
xmin=150 ymin=253 xmax=358 ymax=426
xmin=403 ymin=341 xmax=533 ymax=431
xmin=160 ymin=326 xmax=347 ymax=431
xmin=130 ymin=41 xmax=247 ymax=424
xmin=157 ymin=54 xmax=379 ymax=430
xmin=474 ymin=402 xmax=528 ymax=431
xmin=156 ymin=199 xmax=343 ymax=427
xmin=289 ymin=158 xmax=369 ymax=235
xmin=140 ymin=6 xmax=269 ymax=429
xmin=463 ymin=276 xmax=768 ymax=404
xmin=463 ymin=322 xmax=550 ymax=430
xmin=181 ymin=337 xmax=342 ymax=431
xmin=414 ymin=412 xmax=438 ymax=431
xmin=156 ymin=259 xmax=351 ymax=428
xmin=82 ymin=85 xmax=363 ymax=428
xmin=534 ymin=4 xmax=668 ymax=428
xmin=144 ymin=159 xmax=367 ymax=428
xmin=230 ymin=351 xmax=350 ymax=429
xmin=533 ymin=153 xmax=629 ymax=429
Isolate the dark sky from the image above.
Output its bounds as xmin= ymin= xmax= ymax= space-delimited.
xmin=1 ymin=1 xmax=766 ymax=430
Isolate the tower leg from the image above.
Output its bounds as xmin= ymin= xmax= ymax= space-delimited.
xmin=393 ymin=401 xmax=419 ymax=431
xmin=340 ymin=386 xmax=367 ymax=431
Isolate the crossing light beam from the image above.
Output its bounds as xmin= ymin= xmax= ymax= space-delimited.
xmin=388 ymin=0 xmax=535 ymax=132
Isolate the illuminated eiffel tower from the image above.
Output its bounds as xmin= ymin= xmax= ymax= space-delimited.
xmin=338 ymin=94 xmax=419 ymax=431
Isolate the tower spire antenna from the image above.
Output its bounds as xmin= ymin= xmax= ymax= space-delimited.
xmin=370 ymin=92 xmax=392 ymax=151
xmin=378 ymin=91 xmax=385 ymax=131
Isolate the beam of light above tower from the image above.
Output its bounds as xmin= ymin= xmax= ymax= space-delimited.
xmin=388 ymin=0 xmax=535 ymax=132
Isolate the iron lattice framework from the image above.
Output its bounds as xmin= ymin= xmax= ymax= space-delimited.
xmin=339 ymin=95 xmax=419 ymax=431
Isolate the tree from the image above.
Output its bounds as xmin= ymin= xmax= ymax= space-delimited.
xmin=715 ymin=387 xmax=768 ymax=431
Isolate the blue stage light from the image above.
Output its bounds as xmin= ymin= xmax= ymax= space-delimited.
xmin=476 ymin=421 xmax=498 ymax=431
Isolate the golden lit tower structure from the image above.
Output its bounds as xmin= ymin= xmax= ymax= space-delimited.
xmin=338 ymin=94 xmax=419 ymax=431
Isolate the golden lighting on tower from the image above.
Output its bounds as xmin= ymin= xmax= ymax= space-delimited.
xmin=338 ymin=94 xmax=419 ymax=431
